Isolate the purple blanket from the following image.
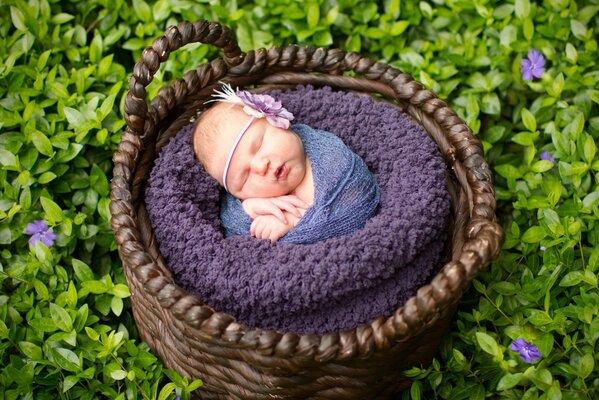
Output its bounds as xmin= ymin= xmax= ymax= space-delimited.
xmin=145 ymin=86 xmax=450 ymax=334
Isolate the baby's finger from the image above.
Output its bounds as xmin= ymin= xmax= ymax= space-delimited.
xmin=271 ymin=198 xmax=301 ymax=218
xmin=254 ymin=203 xmax=287 ymax=223
xmin=250 ymin=219 xmax=258 ymax=237
xmin=252 ymin=220 xmax=263 ymax=238
xmin=258 ymin=223 xmax=271 ymax=240
xmin=279 ymin=195 xmax=310 ymax=209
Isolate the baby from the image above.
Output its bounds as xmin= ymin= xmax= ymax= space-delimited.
xmin=193 ymin=84 xmax=380 ymax=243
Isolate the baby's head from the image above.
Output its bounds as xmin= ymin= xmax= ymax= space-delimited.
xmin=193 ymin=88 xmax=307 ymax=200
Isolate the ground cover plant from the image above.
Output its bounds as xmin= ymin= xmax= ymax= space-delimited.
xmin=0 ymin=0 xmax=598 ymax=398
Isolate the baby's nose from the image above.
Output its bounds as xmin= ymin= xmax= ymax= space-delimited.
xmin=251 ymin=157 xmax=269 ymax=175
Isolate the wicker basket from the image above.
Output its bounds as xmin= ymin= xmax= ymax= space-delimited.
xmin=110 ymin=20 xmax=504 ymax=399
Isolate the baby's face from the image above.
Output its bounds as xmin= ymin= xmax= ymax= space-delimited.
xmin=200 ymin=103 xmax=307 ymax=200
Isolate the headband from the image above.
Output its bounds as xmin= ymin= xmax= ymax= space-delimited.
xmin=222 ymin=116 xmax=254 ymax=192
xmin=209 ymin=83 xmax=295 ymax=192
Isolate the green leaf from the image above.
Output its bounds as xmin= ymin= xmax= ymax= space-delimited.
xmin=85 ymin=327 xmax=100 ymax=341
xmin=410 ymin=380 xmax=422 ymax=400
xmin=111 ymin=297 xmax=123 ymax=316
xmin=31 ymin=130 xmax=54 ymax=157
xmin=521 ymin=108 xmax=536 ymax=132
xmin=306 ymin=2 xmax=320 ymax=29
xmin=512 ymin=132 xmax=535 ymax=146
xmin=526 ymin=367 xmax=552 ymax=389
xmin=515 ymin=0 xmax=530 ymax=18
xmin=10 ymin=6 xmax=27 ymax=31
xmin=390 ymin=20 xmax=410 ymax=36
xmin=522 ymin=226 xmax=545 ymax=243
xmin=38 ymin=171 xmax=57 ymax=184
xmin=51 ymin=13 xmax=75 ymax=24
xmin=50 ymin=303 xmax=73 ymax=332
xmin=157 ymin=383 xmax=178 ymax=400
xmin=188 ymin=379 xmax=203 ymax=391
xmin=497 ymin=372 xmax=523 ymax=390
xmin=495 ymin=164 xmax=521 ymax=180
xmin=50 ymin=347 xmax=81 ymax=372
xmin=583 ymin=135 xmax=596 ymax=163
xmin=90 ymin=34 xmax=103 ymax=64
xmin=28 ymin=317 xmax=57 ymax=333
xmin=40 ymin=196 xmax=64 ymax=223
xmin=523 ymin=18 xmax=534 ymax=40
xmin=62 ymin=375 xmax=79 ymax=393
xmin=549 ymin=73 xmax=565 ymax=98
xmin=528 ymin=310 xmax=553 ymax=326
xmin=565 ymin=43 xmax=578 ymax=63
xmin=112 ymin=284 xmax=130 ymax=298
xmin=19 ymin=341 xmax=43 ymax=360
xmin=0 ymin=149 xmax=18 ymax=168
xmin=531 ymin=160 xmax=554 ymax=172
xmin=546 ymin=381 xmax=562 ymax=400
xmin=63 ymin=107 xmax=86 ymax=128
xmin=588 ymin=246 xmax=599 ymax=272
xmin=72 ymin=259 xmax=94 ymax=282
xmin=570 ymin=20 xmax=588 ymax=40
xmin=132 ymin=0 xmax=152 ymax=22
xmin=0 ymin=320 xmax=8 ymax=339
xmin=500 ymin=25 xmax=517 ymax=48
xmin=82 ymin=280 xmax=109 ymax=294
xmin=419 ymin=2 xmax=433 ymax=19
xmin=110 ymin=369 xmax=128 ymax=380
xmin=98 ymin=94 xmax=116 ymax=120
xmin=475 ymin=332 xmax=500 ymax=356
xmin=481 ymin=93 xmax=500 ymax=115
xmin=559 ymin=271 xmax=584 ymax=287
xmin=578 ymin=352 xmax=594 ymax=378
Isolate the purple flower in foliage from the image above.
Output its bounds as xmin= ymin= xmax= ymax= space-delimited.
xmin=26 ymin=220 xmax=57 ymax=247
xmin=521 ymin=50 xmax=545 ymax=81
xmin=510 ymin=338 xmax=541 ymax=363
xmin=540 ymin=150 xmax=556 ymax=163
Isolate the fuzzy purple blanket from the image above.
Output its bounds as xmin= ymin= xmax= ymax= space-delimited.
xmin=145 ymin=86 xmax=451 ymax=334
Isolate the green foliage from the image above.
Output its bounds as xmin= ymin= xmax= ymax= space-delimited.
xmin=0 ymin=0 xmax=598 ymax=398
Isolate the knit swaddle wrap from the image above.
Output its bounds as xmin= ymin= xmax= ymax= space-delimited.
xmin=221 ymin=124 xmax=381 ymax=244
xmin=145 ymin=85 xmax=451 ymax=334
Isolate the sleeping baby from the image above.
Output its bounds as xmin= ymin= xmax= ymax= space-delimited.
xmin=192 ymin=83 xmax=380 ymax=244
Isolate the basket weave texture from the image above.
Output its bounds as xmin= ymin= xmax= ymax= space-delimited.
xmin=110 ymin=20 xmax=504 ymax=399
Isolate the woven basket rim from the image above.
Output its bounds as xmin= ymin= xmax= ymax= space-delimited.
xmin=110 ymin=20 xmax=504 ymax=361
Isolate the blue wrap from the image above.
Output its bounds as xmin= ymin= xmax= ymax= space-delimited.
xmin=220 ymin=124 xmax=381 ymax=244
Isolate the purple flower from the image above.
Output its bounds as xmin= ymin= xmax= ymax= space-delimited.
xmin=521 ymin=50 xmax=545 ymax=81
xmin=236 ymin=91 xmax=294 ymax=129
xmin=174 ymin=396 xmax=180 ymax=400
xmin=210 ymin=83 xmax=294 ymax=129
xmin=25 ymin=220 xmax=57 ymax=247
xmin=510 ymin=338 xmax=541 ymax=363
xmin=539 ymin=150 xmax=555 ymax=163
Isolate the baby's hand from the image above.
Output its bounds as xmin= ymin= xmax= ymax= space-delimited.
xmin=250 ymin=215 xmax=292 ymax=242
xmin=242 ymin=195 xmax=309 ymax=224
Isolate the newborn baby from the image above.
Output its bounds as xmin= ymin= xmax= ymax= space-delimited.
xmin=193 ymin=84 xmax=380 ymax=243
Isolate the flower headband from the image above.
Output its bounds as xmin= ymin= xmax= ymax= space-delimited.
xmin=210 ymin=83 xmax=294 ymax=192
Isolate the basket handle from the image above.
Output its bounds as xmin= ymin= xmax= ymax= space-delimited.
xmin=123 ymin=20 xmax=242 ymax=137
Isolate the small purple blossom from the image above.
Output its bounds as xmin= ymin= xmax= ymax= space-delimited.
xmin=210 ymin=82 xmax=294 ymax=129
xmin=510 ymin=338 xmax=541 ymax=363
xmin=236 ymin=91 xmax=294 ymax=129
xmin=540 ymin=150 xmax=555 ymax=163
xmin=521 ymin=50 xmax=545 ymax=81
xmin=174 ymin=396 xmax=180 ymax=400
xmin=25 ymin=219 xmax=57 ymax=247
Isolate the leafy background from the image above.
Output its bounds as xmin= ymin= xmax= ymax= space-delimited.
xmin=1 ymin=0 xmax=598 ymax=398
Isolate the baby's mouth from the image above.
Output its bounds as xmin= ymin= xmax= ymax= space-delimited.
xmin=274 ymin=164 xmax=289 ymax=180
